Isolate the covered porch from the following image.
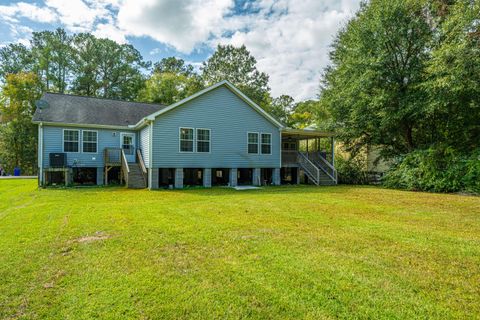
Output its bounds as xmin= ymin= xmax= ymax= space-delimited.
xmin=281 ymin=129 xmax=337 ymax=185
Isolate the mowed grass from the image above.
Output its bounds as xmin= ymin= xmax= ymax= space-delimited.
xmin=0 ymin=180 xmax=479 ymax=320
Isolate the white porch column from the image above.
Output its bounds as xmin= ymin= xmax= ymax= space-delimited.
xmin=273 ymin=168 xmax=281 ymax=186
xmin=203 ymin=168 xmax=212 ymax=188
xmin=229 ymin=168 xmax=238 ymax=187
xmin=253 ymin=168 xmax=261 ymax=186
xmin=174 ymin=168 xmax=183 ymax=189
xmin=331 ymin=137 xmax=335 ymax=167
xmin=150 ymin=168 xmax=159 ymax=189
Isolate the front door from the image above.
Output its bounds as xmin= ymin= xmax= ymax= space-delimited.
xmin=120 ymin=133 xmax=135 ymax=162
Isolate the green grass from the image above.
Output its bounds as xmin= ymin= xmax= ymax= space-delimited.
xmin=0 ymin=180 xmax=479 ymax=319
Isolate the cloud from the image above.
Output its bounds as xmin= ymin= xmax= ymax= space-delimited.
xmin=93 ymin=23 xmax=127 ymax=43
xmin=44 ymin=0 xmax=112 ymax=32
xmin=0 ymin=2 xmax=57 ymax=23
xmin=117 ymin=0 xmax=233 ymax=53
xmin=214 ymin=0 xmax=360 ymax=100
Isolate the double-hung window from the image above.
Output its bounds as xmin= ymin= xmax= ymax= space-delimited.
xmin=197 ymin=129 xmax=210 ymax=153
xmin=180 ymin=128 xmax=194 ymax=152
xmin=63 ymin=129 xmax=79 ymax=152
xmin=247 ymin=132 xmax=259 ymax=154
xmin=261 ymin=133 xmax=271 ymax=154
xmin=82 ymin=130 xmax=98 ymax=153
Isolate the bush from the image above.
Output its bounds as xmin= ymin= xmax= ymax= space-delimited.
xmin=383 ymin=147 xmax=480 ymax=194
xmin=335 ymin=155 xmax=370 ymax=185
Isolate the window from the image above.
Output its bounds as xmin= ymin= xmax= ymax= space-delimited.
xmin=248 ymin=132 xmax=259 ymax=154
xmin=63 ymin=129 xmax=79 ymax=152
xmin=197 ymin=129 xmax=210 ymax=153
xmin=82 ymin=130 xmax=97 ymax=153
xmin=261 ymin=133 xmax=271 ymax=154
xmin=180 ymin=128 xmax=194 ymax=152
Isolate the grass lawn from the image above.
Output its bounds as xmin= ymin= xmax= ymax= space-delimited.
xmin=0 ymin=180 xmax=479 ymax=319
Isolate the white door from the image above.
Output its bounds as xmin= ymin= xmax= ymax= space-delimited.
xmin=120 ymin=133 xmax=135 ymax=162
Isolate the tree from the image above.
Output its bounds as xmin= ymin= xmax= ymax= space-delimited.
xmin=71 ymin=35 xmax=148 ymax=100
xmin=425 ymin=0 xmax=480 ymax=153
xmin=201 ymin=45 xmax=271 ymax=108
xmin=0 ymin=73 xmax=43 ymax=174
xmin=139 ymin=72 xmax=204 ymax=105
xmin=320 ymin=0 xmax=432 ymax=158
xmin=153 ymin=57 xmax=194 ymax=76
xmin=0 ymin=43 xmax=34 ymax=79
xmin=267 ymin=95 xmax=295 ymax=126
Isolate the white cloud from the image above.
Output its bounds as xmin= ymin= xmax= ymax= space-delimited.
xmin=44 ymin=0 xmax=111 ymax=32
xmin=0 ymin=2 xmax=57 ymax=23
xmin=214 ymin=0 xmax=360 ymax=100
xmin=93 ymin=23 xmax=127 ymax=43
xmin=117 ymin=0 xmax=233 ymax=52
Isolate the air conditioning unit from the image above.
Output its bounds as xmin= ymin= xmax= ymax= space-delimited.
xmin=50 ymin=153 xmax=67 ymax=168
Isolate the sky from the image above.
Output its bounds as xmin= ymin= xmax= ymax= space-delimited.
xmin=0 ymin=0 xmax=361 ymax=101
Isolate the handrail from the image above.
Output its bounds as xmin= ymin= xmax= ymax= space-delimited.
xmin=297 ymin=151 xmax=320 ymax=185
xmin=121 ymin=149 xmax=130 ymax=186
xmin=136 ymin=149 xmax=147 ymax=174
xmin=314 ymin=154 xmax=338 ymax=183
xmin=136 ymin=148 xmax=147 ymax=185
xmin=104 ymin=147 xmax=122 ymax=165
xmin=307 ymin=151 xmax=338 ymax=184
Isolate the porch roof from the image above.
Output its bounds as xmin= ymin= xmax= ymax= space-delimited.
xmin=281 ymin=128 xmax=334 ymax=139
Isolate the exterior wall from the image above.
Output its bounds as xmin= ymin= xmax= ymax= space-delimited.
xmin=151 ymin=86 xmax=281 ymax=168
xmin=140 ymin=125 xmax=150 ymax=167
xmin=41 ymin=125 xmax=136 ymax=168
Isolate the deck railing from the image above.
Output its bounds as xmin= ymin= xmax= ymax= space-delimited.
xmin=104 ymin=147 xmax=122 ymax=166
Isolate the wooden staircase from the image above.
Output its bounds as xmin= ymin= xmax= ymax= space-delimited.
xmin=126 ymin=163 xmax=147 ymax=189
xmin=104 ymin=147 xmax=147 ymax=189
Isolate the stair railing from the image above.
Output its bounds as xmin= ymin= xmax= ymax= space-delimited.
xmin=296 ymin=151 xmax=320 ymax=185
xmin=310 ymin=152 xmax=338 ymax=184
xmin=121 ymin=149 xmax=130 ymax=186
xmin=136 ymin=148 xmax=147 ymax=185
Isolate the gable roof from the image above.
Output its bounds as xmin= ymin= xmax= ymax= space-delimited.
xmin=140 ymin=80 xmax=284 ymax=129
xmin=32 ymin=93 xmax=166 ymax=128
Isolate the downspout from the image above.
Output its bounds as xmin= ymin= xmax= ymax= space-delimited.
xmin=38 ymin=123 xmax=43 ymax=186
xmin=148 ymin=120 xmax=153 ymax=189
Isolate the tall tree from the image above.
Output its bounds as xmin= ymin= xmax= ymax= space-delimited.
xmin=201 ymin=45 xmax=271 ymax=108
xmin=71 ymin=35 xmax=148 ymax=100
xmin=0 ymin=43 xmax=34 ymax=79
xmin=0 ymin=73 xmax=43 ymax=174
xmin=425 ymin=0 xmax=480 ymax=152
xmin=320 ymin=0 xmax=432 ymax=157
xmin=153 ymin=57 xmax=195 ymax=76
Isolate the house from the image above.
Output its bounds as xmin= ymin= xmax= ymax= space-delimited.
xmin=32 ymin=80 xmax=337 ymax=189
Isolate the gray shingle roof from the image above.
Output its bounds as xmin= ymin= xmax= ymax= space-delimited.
xmin=32 ymin=93 xmax=166 ymax=127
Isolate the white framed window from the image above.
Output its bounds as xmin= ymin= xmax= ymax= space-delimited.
xmin=197 ymin=128 xmax=210 ymax=153
xmin=82 ymin=130 xmax=98 ymax=153
xmin=63 ymin=129 xmax=79 ymax=153
xmin=179 ymin=127 xmax=194 ymax=152
xmin=247 ymin=132 xmax=259 ymax=154
xmin=261 ymin=133 xmax=272 ymax=154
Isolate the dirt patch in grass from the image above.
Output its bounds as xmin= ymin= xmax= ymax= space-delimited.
xmin=73 ymin=231 xmax=111 ymax=243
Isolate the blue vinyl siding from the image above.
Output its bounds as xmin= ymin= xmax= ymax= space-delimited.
xmin=151 ymin=85 xmax=281 ymax=168
xmin=42 ymin=125 xmax=136 ymax=168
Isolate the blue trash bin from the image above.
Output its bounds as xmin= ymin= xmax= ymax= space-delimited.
xmin=13 ymin=167 xmax=21 ymax=176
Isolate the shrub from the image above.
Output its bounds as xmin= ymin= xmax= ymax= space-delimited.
xmin=335 ymin=155 xmax=369 ymax=185
xmin=383 ymin=147 xmax=480 ymax=194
